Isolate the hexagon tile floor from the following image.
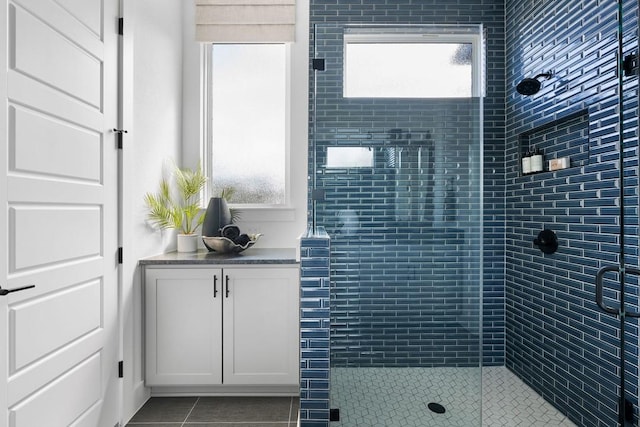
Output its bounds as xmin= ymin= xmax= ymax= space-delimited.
xmin=330 ymin=366 xmax=577 ymax=427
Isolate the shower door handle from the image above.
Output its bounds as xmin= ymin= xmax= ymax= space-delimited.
xmin=595 ymin=265 xmax=640 ymax=317
xmin=596 ymin=265 xmax=619 ymax=315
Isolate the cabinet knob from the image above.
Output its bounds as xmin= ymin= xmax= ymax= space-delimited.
xmin=213 ymin=275 xmax=218 ymax=298
xmin=225 ymin=275 xmax=230 ymax=298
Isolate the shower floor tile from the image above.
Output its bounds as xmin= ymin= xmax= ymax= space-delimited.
xmin=483 ymin=366 xmax=576 ymax=427
xmin=330 ymin=366 xmax=576 ymax=427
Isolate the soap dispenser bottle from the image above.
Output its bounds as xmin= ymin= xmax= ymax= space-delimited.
xmin=522 ymin=150 xmax=531 ymax=175
xmin=530 ymin=148 xmax=543 ymax=173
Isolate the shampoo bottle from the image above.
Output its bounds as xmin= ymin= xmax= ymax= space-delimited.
xmin=530 ymin=148 xmax=543 ymax=173
xmin=522 ymin=150 xmax=531 ymax=175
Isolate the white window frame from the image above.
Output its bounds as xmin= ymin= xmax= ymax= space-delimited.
xmin=343 ymin=32 xmax=484 ymax=98
xmin=201 ymin=43 xmax=293 ymax=214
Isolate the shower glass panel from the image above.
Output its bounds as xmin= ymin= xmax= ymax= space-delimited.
xmin=312 ymin=24 xmax=484 ymax=427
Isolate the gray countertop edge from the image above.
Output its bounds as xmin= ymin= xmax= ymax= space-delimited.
xmin=139 ymin=248 xmax=299 ymax=266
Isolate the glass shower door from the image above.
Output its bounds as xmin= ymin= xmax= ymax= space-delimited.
xmin=312 ymin=24 xmax=484 ymax=427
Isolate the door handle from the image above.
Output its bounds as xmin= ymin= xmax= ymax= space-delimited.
xmin=596 ymin=265 xmax=619 ymax=315
xmin=214 ymin=275 xmax=218 ymax=298
xmin=596 ymin=265 xmax=640 ymax=318
xmin=0 ymin=284 xmax=35 ymax=296
xmin=225 ymin=275 xmax=230 ymax=298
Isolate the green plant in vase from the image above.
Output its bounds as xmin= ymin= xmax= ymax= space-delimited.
xmin=145 ymin=164 xmax=207 ymax=252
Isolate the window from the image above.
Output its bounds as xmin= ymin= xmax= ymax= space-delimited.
xmin=343 ymin=33 xmax=482 ymax=98
xmin=207 ymin=44 xmax=288 ymax=205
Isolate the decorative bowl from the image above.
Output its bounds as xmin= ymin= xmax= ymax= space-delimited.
xmin=202 ymin=234 xmax=261 ymax=254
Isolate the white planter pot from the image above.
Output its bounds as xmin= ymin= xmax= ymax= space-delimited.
xmin=177 ymin=234 xmax=198 ymax=252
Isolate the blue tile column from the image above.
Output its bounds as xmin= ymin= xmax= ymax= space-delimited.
xmin=299 ymin=227 xmax=331 ymax=427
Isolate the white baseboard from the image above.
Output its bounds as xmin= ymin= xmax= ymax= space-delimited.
xmin=123 ymin=380 xmax=151 ymax=425
xmin=150 ymin=384 xmax=299 ymax=397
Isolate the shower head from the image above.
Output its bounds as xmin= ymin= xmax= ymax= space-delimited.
xmin=516 ymin=72 xmax=553 ymax=96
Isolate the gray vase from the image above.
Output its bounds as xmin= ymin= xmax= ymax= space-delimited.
xmin=202 ymin=197 xmax=232 ymax=237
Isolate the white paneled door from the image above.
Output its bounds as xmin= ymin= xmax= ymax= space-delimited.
xmin=0 ymin=0 xmax=120 ymax=426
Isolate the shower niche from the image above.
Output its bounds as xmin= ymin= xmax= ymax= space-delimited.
xmin=517 ymin=109 xmax=590 ymax=176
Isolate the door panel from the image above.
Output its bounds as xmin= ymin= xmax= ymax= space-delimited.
xmin=10 ymin=105 xmax=102 ymax=181
xmin=7 ymin=71 xmax=103 ymax=129
xmin=9 ymin=206 xmax=102 ymax=271
xmin=9 ymin=353 xmax=102 ymax=427
xmin=53 ymin=0 xmax=102 ymax=37
xmin=12 ymin=0 xmax=103 ymax=54
xmin=10 ymin=3 xmax=102 ymax=107
xmin=1 ymin=0 xmax=119 ymax=425
xmin=10 ymin=280 xmax=101 ymax=371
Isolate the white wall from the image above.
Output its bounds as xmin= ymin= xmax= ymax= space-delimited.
xmin=121 ymin=1 xmax=309 ymax=420
xmin=181 ymin=0 xmax=309 ymax=249
xmin=121 ymin=0 xmax=184 ymax=422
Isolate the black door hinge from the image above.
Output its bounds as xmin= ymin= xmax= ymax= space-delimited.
xmin=113 ymin=128 xmax=128 ymax=149
xmin=118 ymin=360 xmax=124 ymax=378
xmin=330 ymin=408 xmax=340 ymax=421
xmin=312 ymin=58 xmax=325 ymax=71
xmin=624 ymin=52 xmax=638 ymax=77
xmin=118 ymin=18 xmax=124 ymax=36
xmin=625 ymin=398 xmax=634 ymax=422
xmin=117 ymin=247 xmax=123 ymax=264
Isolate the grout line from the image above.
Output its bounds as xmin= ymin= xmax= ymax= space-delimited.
xmin=127 ymin=424 xmax=189 ymax=426
xmin=179 ymin=423 xmax=289 ymax=425
xmin=181 ymin=396 xmax=200 ymax=427
xmin=288 ymin=396 xmax=294 ymax=423
xmin=130 ymin=397 xmax=294 ymax=426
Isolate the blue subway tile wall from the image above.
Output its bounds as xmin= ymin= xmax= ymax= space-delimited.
xmin=300 ymin=228 xmax=331 ymax=427
xmin=312 ymin=87 xmax=483 ymax=367
xmin=309 ymin=0 xmax=506 ymax=368
xmin=505 ymin=0 xmax=639 ymax=426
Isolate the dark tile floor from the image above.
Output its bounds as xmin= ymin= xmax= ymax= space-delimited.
xmin=126 ymin=396 xmax=299 ymax=427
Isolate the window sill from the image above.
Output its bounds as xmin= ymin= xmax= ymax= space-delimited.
xmin=229 ymin=205 xmax=297 ymax=222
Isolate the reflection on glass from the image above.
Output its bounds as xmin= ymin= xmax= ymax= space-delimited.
xmin=326 ymin=146 xmax=374 ymax=168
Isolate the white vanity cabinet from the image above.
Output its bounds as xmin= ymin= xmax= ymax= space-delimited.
xmin=145 ymin=268 xmax=222 ymax=386
xmin=144 ymin=262 xmax=299 ymax=390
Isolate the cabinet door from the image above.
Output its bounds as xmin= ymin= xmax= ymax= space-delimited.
xmin=145 ymin=268 xmax=223 ymax=386
xmin=222 ymin=266 xmax=299 ymax=385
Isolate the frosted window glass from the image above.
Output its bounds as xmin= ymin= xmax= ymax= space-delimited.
xmin=344 ymin=43 xmax=472 ymax=98
xmin=210 ymin=44 xmax=286 ymax=204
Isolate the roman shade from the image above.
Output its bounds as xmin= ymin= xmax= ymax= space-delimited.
xmin=195 ymin=0 xmax=296 ymax=43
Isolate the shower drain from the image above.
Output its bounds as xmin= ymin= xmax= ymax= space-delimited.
xmin=427 ymin=402 xmax=446 ymax=414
